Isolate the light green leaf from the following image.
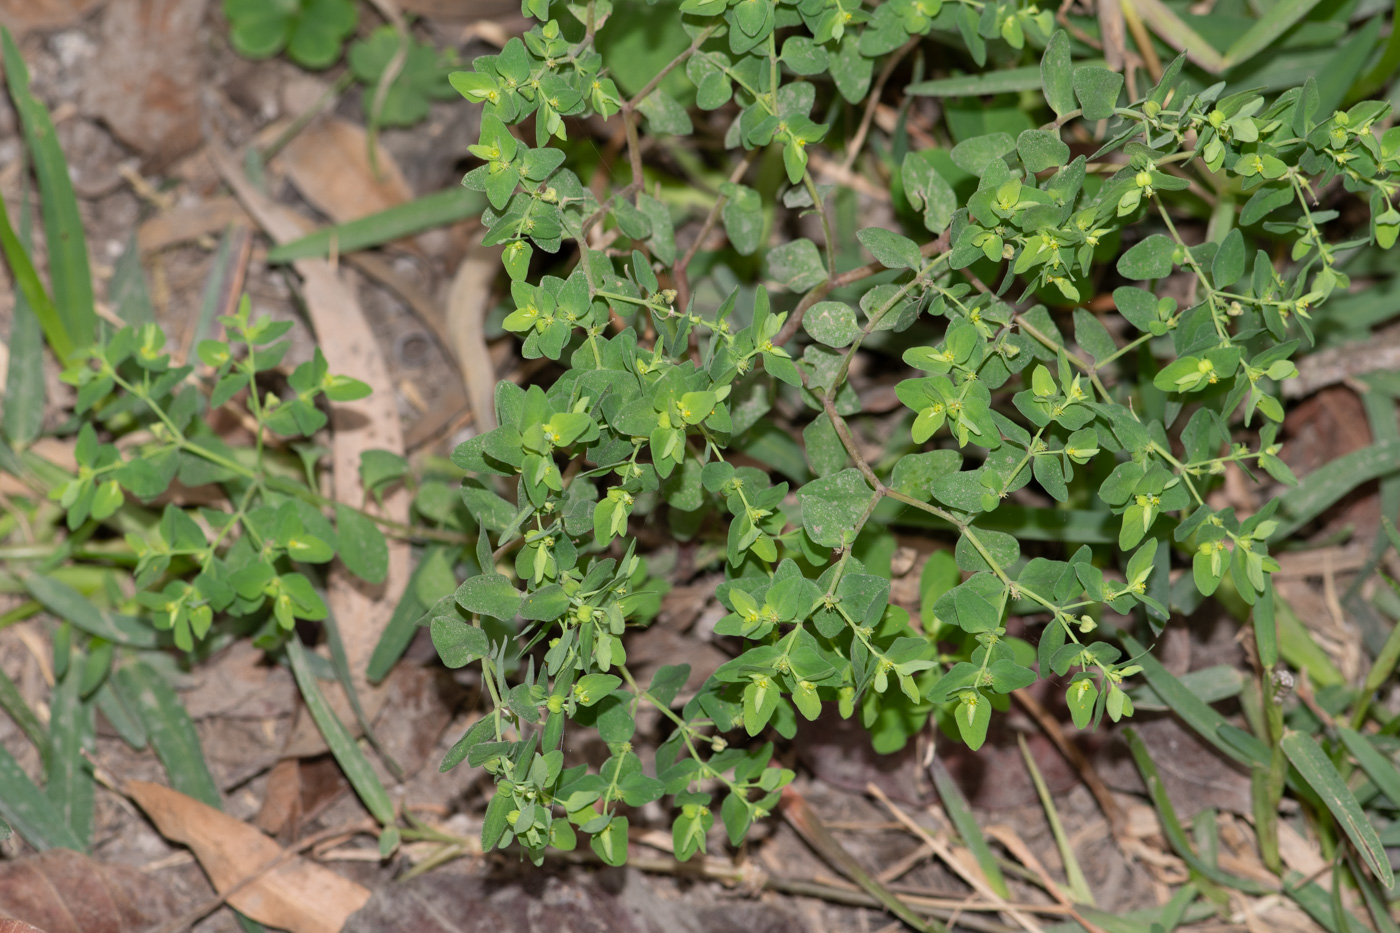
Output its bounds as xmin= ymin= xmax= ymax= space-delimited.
xmin=1040 ymin=32 xmax=1075 ymax=117
xmin=1072 ymin=66 xmax=1124 ymax=121
xmin=335 ymin=504 xmax=388 ymax=585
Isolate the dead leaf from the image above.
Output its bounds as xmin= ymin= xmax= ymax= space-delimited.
xmin=446 ymin=241 xmax=502 ymax=433
xmin=137 ymin=197 xmax=248 ymax=254
xmin=81 ymin=0 xmax=208 ymax=164
xmin=127 ymin=780 xmax=370 ymax=933
xmin=0 ymin=0 xmax=106 ymax=36
xmin=208 ymin=143 xmax=411 ymax=718
xmin=279 ymin=118 xmax=413 ymax=224
xmin=0 ymin=847 xmax=181 ymax=933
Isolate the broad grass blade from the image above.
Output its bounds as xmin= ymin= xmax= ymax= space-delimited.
xmin=266 ymin=187 xmax=485 ymax=263
xmin=1281 ymin=730 xmax=1393 ymax=889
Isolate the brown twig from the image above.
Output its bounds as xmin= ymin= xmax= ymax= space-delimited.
xmin=842 ymin=37 xmax=919 ymax=173
xmin=673 ymin=149 xmax=758 ymax=311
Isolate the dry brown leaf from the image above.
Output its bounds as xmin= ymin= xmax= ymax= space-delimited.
xmin=137 ymin=197 xmax=248 ymax=254
xmin=279 ymin=118 xmax=413 ymax=224
xmin=0 ymin=847 xmax=181 ymax=933
xmin=81 ymin=0 xmax=207 ymax=164
xmin=208 ymin=144 xmax=410 ymax=715
xmin=0 ymin=0 xmax=106 ymax=35
xmin=446 ymin=240 xmax=501 ymax=433
xmin=127 ymin=780 xmax=370 ymax=933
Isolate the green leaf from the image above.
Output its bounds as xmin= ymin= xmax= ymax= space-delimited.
xmin=1273 ymin=440 xmax=1400 ymax=541
xmin=1117 ymin=234 xmax=1176 ymax=279
xmin=45 ymin=666 xmax=94 ymax=847
xmin=799 ymin=469 xmax=876 ymax=548
xmin=1281 ymin=730 xmax=1393 ymax=889
xmin=116 ymin=661 xmax=222 ymax=807
xmin=266 ymin=187 xmax=487 ymax=263
xmin=286 ymin=635 xmax=396 ymax=825
xmin=910 ymin=67 xmax=1044 ymax=98
xmin=766 ymin=238 xmax=827 ymax=292
xmin=1072 ymin=66 xmax=1124 ymax=121
xmin=804 ymin=301 xmax=860 ymax=348
xmin=1017 ymin=129 xmax=1070 ymax=173
xmin=335 ymin=503 xmax=388 ymax=585
xmin=1212 ymin=228 xmax=1245 ymax=289
xmin=950 ymin=133 xmax=1016 ymax=176
xmin=24 ymin=575 xmax=159 ymax=648
xmin=2 ymin=242 xmax=44 ymax=446
xmin=0 ymin=738 xmax=81 ymax=851
xmin=1222 ymin=0 xmax=1327 ymax=68
xmin=1040 ymin=31 xmax=1075 ymax=117
xmin=2 ymin=28 xmax=95 ymax=356
xmin=432 ymin=614 xmax=490 ymax=668
xmin=856 ymin=227 xmax=922 ymax=270
xmin=455 ymin=572 xmax=523 ymax=620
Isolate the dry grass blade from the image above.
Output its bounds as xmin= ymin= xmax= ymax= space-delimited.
xmin=867 ymin=782 xmax=1048 ymax=933
xmin=447 ymin=236 xmax=502 ymax=434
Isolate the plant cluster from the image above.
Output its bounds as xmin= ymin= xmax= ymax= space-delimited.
xmin=13 ymin=0 xmax=1400 ymax=898
xmin=413 ymin=0 xmax=1400 ymax=871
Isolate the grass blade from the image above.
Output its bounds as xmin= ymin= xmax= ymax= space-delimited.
xmin=323 ymin=612 xmax=402 ymax=780
xmin=0 ymin=186 xmax=71 ymax=362
xmin=45 ymin=665 xmax=94 ymax=847
xmin=908 ymin=66 xmax=1044 ymax=97
xmin=265 ymin=186 xmax=485 ymax=263
xmin=94 ymin=677 xmax=147 ymax=750
xmin=1122 ymin=0 xmax=1226 ymax=72
xmin=929 ymin=759 xmax=1009 ymax=898
xmin=285 ymin=635 xmax=396 ymax=826
xmin=0 ymin=663 xmax=47 ymax=766
xmin=1016 ymin=734 xmax=1093 ymax=905
xmin=108 ymin=235 xmax=154 ymax=326
xmin=115 ymin=660 xmax=221 ymax=807
xmin=1351 ymin=571 xmax=1400 ymax=728
xmin=23 ymin=574 xmax=161 ymax=648
xmin=1336 ymin=727 xmax=1400 ymax=817
xmin=367 ymin=545 xmax=455 ymax=683
xmin=3 ymin=182 xmax=43 ymax=448
xmin=1125 ymin=728 xmax=1274 ymax=894
xmin=1121 ymin=634 xmax=1270 ymax=768
xmin=1280 ymin=730 xmax=1393 ymax=889
xmin=1271 ymin=439 xmax=1400 ymax=542
xmin=0 ymin=737 xmax=82 ymax=851
xmin=1221 ymin=0 xmax=1325 ymax=68
xmin=1 ymin=27 xmax=95 ymax=353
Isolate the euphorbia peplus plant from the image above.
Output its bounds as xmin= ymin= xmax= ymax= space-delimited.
xmin=428 ymin=0 xmax=1400 ymax=868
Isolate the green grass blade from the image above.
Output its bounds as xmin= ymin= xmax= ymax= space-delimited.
xmin=1123 ymin=0 xmax=1227 ymax=72
xmin=265 ymin=187 xmax=486 ymax=263
xmin=0 ymin=188 xmax=71 ymax=363
xmin=908 ymin=66 xmax=1045 ymax=97
xmin=1336 ymin=727 xmax=1400 ymax=817
xmin=1 ymin=27 xmax=95 ymax=353
xmin=0 ymin=736 xmax=82 ymax=851
xmin=1017 ymin=734 xmax=1093 ymax=904
xmin=108 ymin=235 xmax=154 ymax=326
xmin=1222 ymin=0 xmax=1326 ymax=68
xmin=929 ymin=759 xmax=1009 ymax=898
xmin=1352 ymin=571 xmax=1400 ymax=728
xmin=94 ymin=677 xmax=147 ymax=750
xmin=45 ymin=665 xmax=94 ymax=848
xmin=1276 ymin=595 xmax=1344 ymax=688
xmin=368 ymin=545 xmax=456 ymax=683
xmin=1271 ymin=440 xmax=1400 ymax=542
xmin=1280 ymin=730 xmax=1393 ymax=889
xmin=323 ymin=612 xmax=402 ymax=780
xmin=1347 ymin=851 xmax=1400 ymax=933
xmin=0 ymin=663 xmax=47 ymax=766
xmin=1122 ymin=635 xmax=1270 ymax=768
xmin=1125 ymin=728 xmax=1275 ymax=894
xmin=115 ymin=660 xmax=221 ymax=807
xmin=3 ymin=183 xmax=43 ymax=448
xmin=285 ymin=635 xmax=396 ymax=826
xmin=23 ymin=574 xmax=160 ymax=649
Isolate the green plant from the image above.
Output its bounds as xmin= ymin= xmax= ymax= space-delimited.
xmin=7 ymin=0 xmax=1400 ymax=925
xmin=429 ymin=0 xmax=1400 ymax=879
xmin=223 ymin=0 xmax=359 ymax=69
xmin=348 ymin=27 xmax=458 ymax=128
